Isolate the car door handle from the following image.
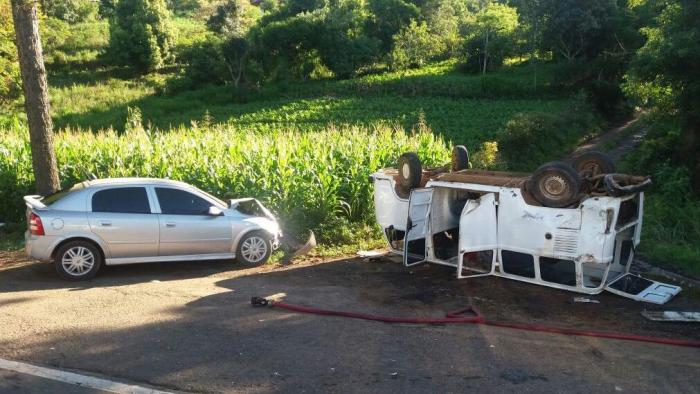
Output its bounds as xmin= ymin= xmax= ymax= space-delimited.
xmin=165 ymin=222 xmax=176 ymax=228
xmin=100 ymin=221 xmax=112 ymax=227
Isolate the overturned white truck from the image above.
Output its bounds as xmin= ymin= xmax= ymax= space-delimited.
xmin=371 ymin=147 xmax=681 ymax=304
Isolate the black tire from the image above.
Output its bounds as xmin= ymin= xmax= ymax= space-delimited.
xmin=451 ymin=145 xmax=470 ymax=171
xmin=604 ymin=174 xmax=652 ymax=197
xmin=53 ymin=240 xmax=103 ymax=281
xmin=529 ymin=161 xmax=582 ymax=208
xmin=571 ymin=150 xmax=616 ymax=177
xmin=236 ymin=230 xmax=273 ymax=265
xmin=398 ymin=152 xmax=422 ymax=189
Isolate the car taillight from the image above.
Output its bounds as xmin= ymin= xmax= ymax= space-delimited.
xmin=29 ymin=212 xmax=45 ymax=236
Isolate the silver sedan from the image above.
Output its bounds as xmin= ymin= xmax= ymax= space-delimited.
xmin=24 ymin=178 xmax=281 ymax=280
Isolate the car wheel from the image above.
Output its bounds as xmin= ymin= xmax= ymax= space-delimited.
xmin=451 ymin=145 xmax=470 ymax=171
xmin=398 ymin=152 xmax=422 ymax=189
xmin=54 ymin=240 xmax=102 ymax=281
xmin=237 ymin=231 xmax=272 ymax=265
xmin=571 ymin=150 xmax=616 ymax=177
xmin=529 ymin=161 xmax=582 ymax=208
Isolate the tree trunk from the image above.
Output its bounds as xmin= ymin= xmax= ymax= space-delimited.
xmin=11 ymin=0 xmax=60 ymax=196
xmin=482 ymin=30 xmax=489 ymax=75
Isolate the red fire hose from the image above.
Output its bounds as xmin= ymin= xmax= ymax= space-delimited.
xmin=251 ymin=297 xmax=700 ymax=348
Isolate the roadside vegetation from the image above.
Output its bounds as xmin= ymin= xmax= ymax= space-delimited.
xmin=1 ymin=0 xmax=698 ymax=274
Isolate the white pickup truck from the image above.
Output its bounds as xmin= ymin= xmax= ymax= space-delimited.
xmin=371 ymin=147 xmax=680 ymax=304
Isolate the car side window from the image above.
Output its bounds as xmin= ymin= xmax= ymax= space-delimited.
xmin=156 ymin=187 xmax=212 ymax=215
xmin=92 ymin=187 xmax=151 ymax=214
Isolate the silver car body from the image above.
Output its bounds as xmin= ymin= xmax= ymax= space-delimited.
xmin=24 ymin=178 xmax=280 ymax=265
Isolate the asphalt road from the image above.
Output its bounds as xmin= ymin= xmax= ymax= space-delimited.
xmin=1 ymin=253 xmax=699 ymax=393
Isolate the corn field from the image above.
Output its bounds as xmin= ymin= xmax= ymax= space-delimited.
xmin=0 ymin=122 xmax=450 ymax=243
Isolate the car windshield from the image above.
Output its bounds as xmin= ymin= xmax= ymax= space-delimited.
xmin=194 ymin=188 xmax=227 ymax=208
xmin=41 ymin=182 xmax=86 ymax=205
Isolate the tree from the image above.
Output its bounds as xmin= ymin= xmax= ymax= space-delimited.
xmin=626 ymin=0 xmax=700 ymax=192
xmin=539 ymin=0 xmax=629 ymax=61
xmin=464 ymin=3 xmax=518 ymax=74
xmin=389 ymin=20 xmax=442 ymax=70
xmin=43 ymin=0 xmax=99 ymax=23
xmin=366 ymin=0 xmax=420 ymax=52
xmin=1 ymin=0 xmax=22 ymax=109
xmin=317 ymin=0 xmax=380 ymax=78
xmin=105 ymin=0 xmax=175 ymax=72
xmin=10 ymin=0 xmax=60 ymax=195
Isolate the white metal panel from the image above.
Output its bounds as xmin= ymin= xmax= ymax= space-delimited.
xmin=458 ymin=193 xmax=498 ymax=253
xmin=404 ymin=188 xmax=433 ymax=266
xmin=605 ymin=273 xmax=681 ymax=304
xmin=373 ymin=178 xmax=409 ymax=231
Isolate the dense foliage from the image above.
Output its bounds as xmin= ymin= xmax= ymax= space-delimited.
xmin=0 ymin=0 xmax=21 ymax=115
xmin=104 ymin=0 xmax=175 ymax=71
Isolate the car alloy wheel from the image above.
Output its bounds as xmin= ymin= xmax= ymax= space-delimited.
xmin=241 ymin=235 xmax=268 ymax=264
xmin=61 ymin=246 xmax=95 ymax=276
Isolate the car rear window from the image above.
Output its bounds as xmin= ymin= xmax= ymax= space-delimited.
xmin=156 ymin=187 xmax=211 ymax=215
xmin=92 ymin=187 xmax=151 ymax=214
xmin=42 ymin=183 xmax=86 ymax=205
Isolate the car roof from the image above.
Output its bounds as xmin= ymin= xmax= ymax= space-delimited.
xmin=82 ymin=178 xmax=192 ymax=189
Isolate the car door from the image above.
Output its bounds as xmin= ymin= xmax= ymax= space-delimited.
xmin=154 ymin=187 xmax=233 ymax=256
xmin=457 ymin=192 xmax=497 ymax=278
xmin=404 ymin=188 xmax=434 ymax=266
xmin=87 ymin=186 xmax=159 ymax=258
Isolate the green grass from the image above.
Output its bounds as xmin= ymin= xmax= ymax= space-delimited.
xmin=45 ymin=60 xmax=572 ymax=149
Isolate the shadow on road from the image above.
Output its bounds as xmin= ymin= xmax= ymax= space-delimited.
xmin=0 ymin=258 xmax=247 ymax=293
xmin=1 ymin=257 xmax=699 ymax=392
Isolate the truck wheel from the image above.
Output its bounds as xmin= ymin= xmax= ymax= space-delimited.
xmin=451 ymin=145 xmax=470 ymax=171
xmin=54 ymin=240 xmax=103 ymax=281
xmin=529 ymin=162 xmax=582 ymax=208
xmin=398 ymin=152 xmax=422 ymax=189
xmin=572 ymin=151 xmax=615 ymax=177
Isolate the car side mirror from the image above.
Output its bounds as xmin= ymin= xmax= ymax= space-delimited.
xmin=208 ymin=206 xmax=224 ymax=216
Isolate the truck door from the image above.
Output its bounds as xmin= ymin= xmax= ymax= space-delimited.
xmin=404 ymin=188 xmax=433 ymax=266
xmin=457 ymin=192 xmax=498 ymax=278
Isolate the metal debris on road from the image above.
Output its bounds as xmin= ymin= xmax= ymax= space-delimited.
xmin=641 ymin=310 xmax=700 ymax=322
xmin=573 ymin=297 xmax=600 ymax=304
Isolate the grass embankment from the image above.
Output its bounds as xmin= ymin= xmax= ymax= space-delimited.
xmin=621 ymin=116 xmax=700 ymax=276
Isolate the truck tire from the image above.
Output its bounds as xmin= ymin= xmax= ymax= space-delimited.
xmin=398 ymin=152 xmax=422 ymax=189
xmin=529 ymin=161 xmax=582 ymax=208
xmin=572 ymin=150 xmax=616 ymax=177
xmin=451 ymin=145 xmax=470 ymax=171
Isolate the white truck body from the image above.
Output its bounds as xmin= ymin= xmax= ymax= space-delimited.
xmin=372 ymin=169 xmax=680 ymax=304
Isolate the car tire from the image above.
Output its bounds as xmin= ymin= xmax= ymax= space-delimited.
xmin=398 ymin=152 xmax=422 ymax=189
xmin=236 ymin=231 xmax=272 ymax=265
xmin=451 ymin=145 xmax=470 ymax=171
xmin=571 ymin=150 xmax=616 ymax=177
xmin=54 ymin=240 xmax=103 ymax=281
xmin=529 ymin=161 xmax=582 ymax=208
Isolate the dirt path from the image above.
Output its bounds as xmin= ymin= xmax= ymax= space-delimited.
xmin=568 ymin=115 xmax=645 ymax=164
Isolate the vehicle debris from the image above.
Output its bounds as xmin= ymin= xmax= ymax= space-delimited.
xmin=573 ymin=297 xmax=600 ymax=304
xmin=370 ymin=147 xmax=680 ymax=304
xmin=641 ymin=311 xmax=700 ymax=322
xmin=357 ymin=250 xmax=387 ymax=258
